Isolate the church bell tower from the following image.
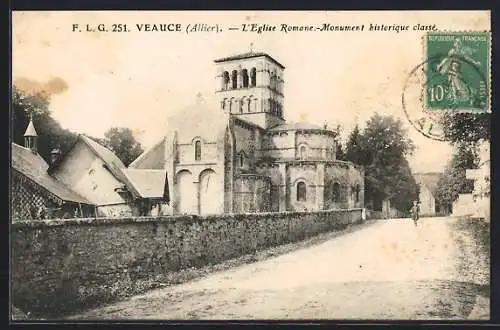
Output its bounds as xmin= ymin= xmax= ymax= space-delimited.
xmin=214 ymin=49 xmax=285 ymax=129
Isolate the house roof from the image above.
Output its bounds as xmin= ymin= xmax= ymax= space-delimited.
xmin=214 ymin=52 xmax=285 ymax=69
xmin=414 ymin=172 xmax=441 ymax=196
xmin=11 ymin=143 xmax=91 ymax=204
xmin=128 ymin=137 xmax=167 ymax=169
xmin=122 ymin=169 xmax=167 ymax=198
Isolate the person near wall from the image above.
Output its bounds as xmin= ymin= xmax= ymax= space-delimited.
xmin=410 ymin=200 xmax=420 ymax=226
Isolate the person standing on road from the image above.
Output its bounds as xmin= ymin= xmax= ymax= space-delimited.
xmin=411 ymin=201 xmax=420 ymax=226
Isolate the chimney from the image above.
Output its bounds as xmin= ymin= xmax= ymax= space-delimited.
xmin=50 ymin=148 xmax=62 ymax=164
xmin=23 ymin=113 xmax=38 ymax=153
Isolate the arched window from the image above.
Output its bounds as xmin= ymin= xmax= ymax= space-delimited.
xmin=300 ymin=145 xmax=307 ymax=160
xmin=332 ymin=182 xmax=341 ymax=202
xmin=354 ymin=184 xmax=360 ymax=203
xmin=242 ymin=69 xmax=249 ymax=88
xmin=250 ymin=68 xmax=257 ymax=87
xmin=247 ymin=98 xmax=252 ymax=113
xmin=297 ymin=182 xmax=307 ymax=201
xmin=231 ymin=70 xmax=238 ymax=89
xmin=223 ymin=71 xmax=230 ymax=90
xmin=240 ymin=153 xmax=244 ymax=167
xmin=194 ymin=141 xmax=201 ymax=161
xmin=239 ymin=99 xmax=243 ymax=113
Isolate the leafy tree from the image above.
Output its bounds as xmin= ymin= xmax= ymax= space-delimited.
xmin=435 ymin=143 xmax=479 ymax=206
xmin=103 ymin=127 xmax=144 ymax=166
xmin=346 ymin=114 xmax=419 ymax=212
xmin=439 ymin=112 xmax=490 ymax=144
xmin=12 ymin=85 xmax=77 ymax=162
xmin=336 ymin=140 xmax=347 ymax=161
xmin=345 ymin=124 xmax=369 ymax=165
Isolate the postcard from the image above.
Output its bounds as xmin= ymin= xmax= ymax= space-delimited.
xmin=11 ymin=10 xmax=491 ymax=321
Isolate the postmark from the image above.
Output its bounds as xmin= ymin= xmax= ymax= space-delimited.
xmin=424 ymin=31 xmax=491 ymax=113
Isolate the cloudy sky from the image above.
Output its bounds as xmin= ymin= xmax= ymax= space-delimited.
xmin=12 ymin=10 xmax=490 ymax=173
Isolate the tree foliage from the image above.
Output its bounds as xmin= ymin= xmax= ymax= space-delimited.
xmin=439 ymin=112 xmax=490 ymax=144
xmin=435 ymin=143 xmax=479 ymax=205
xmin=345 ymin=114 xmax=419 ymax=212
xmin=103 ymin=127 xmax=144 ymax=166
xmin=12 ymin=85 xmax=77 ymax=162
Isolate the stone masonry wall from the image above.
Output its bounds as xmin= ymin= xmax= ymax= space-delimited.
xmin=12 ymin=209 xmax=363 ymax=316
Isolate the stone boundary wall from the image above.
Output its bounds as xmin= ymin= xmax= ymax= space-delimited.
xmin=12 ymin=209 xmax=363 ymax=316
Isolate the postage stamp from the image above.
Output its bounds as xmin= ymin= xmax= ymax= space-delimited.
xmin=424 ymin=31 xmax=491 ymax=113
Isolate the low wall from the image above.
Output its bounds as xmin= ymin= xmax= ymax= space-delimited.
xmin=12 ymin=209 xmax=363 ymax=317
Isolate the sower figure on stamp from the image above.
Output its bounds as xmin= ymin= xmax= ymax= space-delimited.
xmin=436 ymin=37 xmax=480 ymax=104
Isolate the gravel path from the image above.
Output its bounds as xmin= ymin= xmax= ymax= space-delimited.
xmin=66 ymin=217 xmax=490 ymax=320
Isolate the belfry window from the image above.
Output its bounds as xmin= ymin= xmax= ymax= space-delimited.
xmin=250 ymin=68 xmax=257 ymax=87
xmin=231 ymin=70 xmax=238 ymax=89
xmin=297 ymin=182 xmax=307 ymax=202
xmin=223 ymin=71 xmax=230 ymax=90
xmin=195 ymin=141 xmax=201 ymax=161
xmin=242 ymin=69 xmax=249 ymax=88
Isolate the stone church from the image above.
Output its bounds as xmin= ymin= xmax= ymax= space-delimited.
xmin=130 ymin=51 xmax=365 ymax=215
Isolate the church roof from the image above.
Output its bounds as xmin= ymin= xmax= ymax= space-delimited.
xmin=23 ymin=118 xmax=38 ymax=137
xmin=122 ymin=169 xmax=167 ymax=199
xmin=268 ymin=122 xmax=337 ymax=136
xmin=414 ymin=172 xmax=441 ymax=196
xmin=11 ymin=143 xmax=91 ymax=204
xmin=214 ymin=52 xmax=285 ymax=69
xmin=166 ymin=100 xmax=229 ymax=144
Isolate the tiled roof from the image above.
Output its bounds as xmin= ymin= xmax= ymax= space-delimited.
xmin=214 ymin=52 xmax=285 ymax=69
xmin=128 ymin=137 xmax=167 ymax=169
xmin=122 ymin=169 xmax=167 ymax=198
xmin=414 ymin=172 xmax=442 ymax=196
xmin=11 ymin=143 xmax=91 ymax=204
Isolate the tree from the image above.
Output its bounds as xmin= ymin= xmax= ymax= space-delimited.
xmin=347 ymin=114 xmax=419 ymax=212
xmin=345 ymin=124 xmax=368 ymax=165
xmin=103 ymin=127 xmax=144 ymax=166
xmin=439 ymin=112 xmax=490 ymax=144
xmin=12 ymin=85 xmax=77 ymax=162
xmin=435 ymin=142 xmax=479 ymax=207
xmin=336 ymin=140 xmax=347 ymax=161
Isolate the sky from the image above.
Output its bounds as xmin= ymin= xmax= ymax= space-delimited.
xmin=12 ymin=10 xmax=490 ymax=173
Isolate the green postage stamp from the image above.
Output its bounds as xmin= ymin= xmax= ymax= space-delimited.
xmin=425 ymin=31 xmax=491 ymax=113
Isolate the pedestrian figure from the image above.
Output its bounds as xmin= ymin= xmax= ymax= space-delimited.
xmin=410 ymin=201 xmax=420 ymax=226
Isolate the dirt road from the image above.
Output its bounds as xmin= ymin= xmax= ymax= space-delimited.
xmin=68 ymin=217 xmax=490 ymax=320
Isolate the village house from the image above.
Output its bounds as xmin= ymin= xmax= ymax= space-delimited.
xmin=48 ymin=134 xmax=169 ymax=217
xmin=129 ymin=51 xmax=365 ymax=215
xmin=414 ymin=172 xmax=441 ymax=217
xmin=11 ymin=116 xmax=95 ymax=220
xmin=11 ymin=116 xmax=169 ymax=220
